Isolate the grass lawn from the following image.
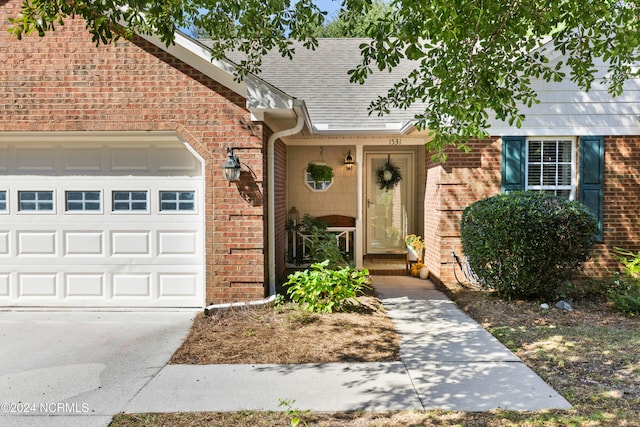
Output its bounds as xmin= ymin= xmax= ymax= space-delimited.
xmin=110 ymin=280 xmax=639 ymax=427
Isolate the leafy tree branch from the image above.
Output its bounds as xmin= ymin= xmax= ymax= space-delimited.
xmin=7 ymin=0 xmax=640 ymax=157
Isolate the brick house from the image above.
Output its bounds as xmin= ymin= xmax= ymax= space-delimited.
xmin=1 ymin=0 xmax=638 ymax=308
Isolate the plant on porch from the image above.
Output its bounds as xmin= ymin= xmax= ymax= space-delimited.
xmin=306 ymin=162 xmax=334 ymax=184
xmin=405 ymin=234 xmax=424 ymax=262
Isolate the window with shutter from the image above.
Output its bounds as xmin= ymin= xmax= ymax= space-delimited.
xmin=502 ymin=136 xmax=604 ymax=242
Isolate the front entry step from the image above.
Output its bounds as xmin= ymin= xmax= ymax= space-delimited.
xmin=363 ymin=254 xmax=408 ymax=276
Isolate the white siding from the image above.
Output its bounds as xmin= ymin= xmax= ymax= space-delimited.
xmin=488 ymin=57 xmax=640 ymax=136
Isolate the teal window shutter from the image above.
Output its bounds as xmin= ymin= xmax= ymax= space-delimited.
xmin=501 ymin=136 xmax=526 ymax=193
xmin=579 ymin=136 xmax=605 ymax=242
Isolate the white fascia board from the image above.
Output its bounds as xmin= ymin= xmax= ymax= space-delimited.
xmin=137 ymin=31 xmax=295 ymax=111
xmin=488 ymin=125 xmax=640 ymax=136
xmin=311 ymin=121 xmax=417 ymax=135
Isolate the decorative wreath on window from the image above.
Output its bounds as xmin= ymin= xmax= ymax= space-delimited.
xmin=376 ymin=155 xmax=402 ymax=190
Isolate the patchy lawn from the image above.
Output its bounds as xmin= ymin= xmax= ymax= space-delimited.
xmin=170 ymin=295 xmax=401 ymax=364
xmin=111 ymin=281 xmax=640 ymax=427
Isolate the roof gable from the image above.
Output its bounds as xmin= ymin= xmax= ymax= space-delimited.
xmin=213 ymin=38 xmax=424 ymax=134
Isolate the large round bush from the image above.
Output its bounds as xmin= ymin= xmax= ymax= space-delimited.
xmin=461 ymin=191 xmax=598 ymax=299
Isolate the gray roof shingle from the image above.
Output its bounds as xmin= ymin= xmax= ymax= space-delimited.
xmin=203 ymin=38 xmax=425 ymax=132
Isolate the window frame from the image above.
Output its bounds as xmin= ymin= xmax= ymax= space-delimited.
xmin=158 ymin=190 xmax=197 ymax=213
xmin=17 ymin=190 xmax=56 ymax=213
xmin=0 ymin=190 xmax=7 ymax=214
xmin=304 ymin=166 xmax=333 ymax=192
xmin=64 ymin=190 xmax=103 ymax=214
xmin=525 ymin=137 xmax=576 ymax=200
xmin=111 ymin=190 xmax=150 ymax=213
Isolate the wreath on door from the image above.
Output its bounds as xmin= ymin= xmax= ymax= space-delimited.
xmin=376 ymin=155 xmax=402 ymax=190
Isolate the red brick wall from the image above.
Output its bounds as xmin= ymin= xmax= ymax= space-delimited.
xmin=423 ymin=138 xmax=502 ymax=285
xmin=0 ymin=0 xmax=268 ymax=304
xmin=424 ymin=136 xmax=640 ymax=285
xmin=585 ymin=136 xmax=640 ymax=275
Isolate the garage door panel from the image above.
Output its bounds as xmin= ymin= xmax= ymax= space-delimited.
xmin=0 ymin=147 xmax=8 ymax=172
xmin=16 ymin=147 xmax=55 ymax=173
xmin=65 ymin=274 xmax=105 ymax=298
xmin=112 ymin=274 xmax=152 ymax=298
xmin=17 ymin=231 xmax=57 ymax=255
xmin=0 ymin=275 xmax=9 ymax=296
xmin=159 ymin=274 xmax=198 ymax=297
xmin=158 ymin=231 xmax=198 ymax=255
xmin=111 ymin=147 xmax=150 ymax=172
xmin=64 ymin=231 xmax=104 ymax=256
xmin=111 ymin=231 xmax=151 ymax=256
xmin=64 ymin=148 xmax=102 ymax=172
xmin=18 ymin=273 xmax=57 ymax=297
xmin=157 ymin=147 xmax=199 ymax=173
xmin=0 ymin=231 xmax=8 ymax=255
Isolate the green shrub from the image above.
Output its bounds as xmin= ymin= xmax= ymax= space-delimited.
xmin=461 ymin=191 xmax=598 ymax=300
xmin=608 ymin=284 xmax=640 ymax=316
xmin=608 ymin=248 xmax=640 ymax=315
xmin=613 ymin=247 xmax=640 ymax=278
xmin=284 ymin=260 xmax=369 ymax=313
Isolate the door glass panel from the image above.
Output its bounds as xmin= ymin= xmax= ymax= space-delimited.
xmin=366 ymin=154 xmax=411 ymax=253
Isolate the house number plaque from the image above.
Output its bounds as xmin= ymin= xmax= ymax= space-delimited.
xmin=388 ymin=138 xmax=402 ymax=145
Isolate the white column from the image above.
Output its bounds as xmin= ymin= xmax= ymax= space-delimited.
xmin=355 ymin=144 xmax=364 ymax=269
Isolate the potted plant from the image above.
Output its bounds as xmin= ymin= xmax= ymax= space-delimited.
xmin=306 ymin=162 xmax=334 ymax=184
xmin=405 ymin=234 xmax=424 ymax=263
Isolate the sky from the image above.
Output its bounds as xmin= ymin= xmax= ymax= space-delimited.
xmin=313 ymin=0 xmax=342 ymax=19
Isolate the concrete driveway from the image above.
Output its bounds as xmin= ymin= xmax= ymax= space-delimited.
xmin=0 ymin=311 xmax=195 ymax=427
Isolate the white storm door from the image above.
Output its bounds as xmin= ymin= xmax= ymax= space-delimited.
xmin=365 ymin=153 xmax=414 ymax=253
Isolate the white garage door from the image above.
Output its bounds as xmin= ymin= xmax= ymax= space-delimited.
xmin=0 ymin=132 xmax=205 ymax=308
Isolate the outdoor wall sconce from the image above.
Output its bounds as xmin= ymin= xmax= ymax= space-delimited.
xmin=222 ymin=147 xmax=241 ymax=182
xmin=344 ymin=150 xmax=355 ymax=171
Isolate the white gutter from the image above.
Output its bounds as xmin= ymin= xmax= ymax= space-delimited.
xmin=204 ymin=294 xmax=276 ymax=315
xmin=203 ymin=104 xmax=305 ymax=314
xmin=266 ymin=101 xmax=306 ymax=296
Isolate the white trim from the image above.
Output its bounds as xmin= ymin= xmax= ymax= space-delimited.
xmin=0 ymin=131 xmax=183 ymax=145
xmin=0 ymin=189 xmax=9 ymax=214
xmin=137 ymin=32 xmax=298 ymax=112
xmin=158 ymin=190 xmax=197 ymax=213
xmin=63 ymin=190 xmax=104 ymax=215
xmin=304 ymin=164 xmax=334 ymax=192
xmin=17 ymin=190 xmax=56 ymax=214
xmin=489 ymin=125 xmax=640 ymax=136
xmin=110 ymin=190 xmax=151 ymax=214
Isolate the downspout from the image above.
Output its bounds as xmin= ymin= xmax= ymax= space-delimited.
xmin=203 ymin=102 xmax=305 ymax=315
xmin=266 ymin=100 xmax=306 ymax=296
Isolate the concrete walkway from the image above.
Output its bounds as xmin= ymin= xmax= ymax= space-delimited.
xmin=125 ymin=276 xmax=571 ymax=414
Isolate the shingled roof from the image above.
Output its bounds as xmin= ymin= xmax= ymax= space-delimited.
xmin=201 ymin=38 xmax=426 ymax=134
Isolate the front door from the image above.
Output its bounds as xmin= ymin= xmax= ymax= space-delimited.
xmin=365 ymin=152 xmax=414 ymax=253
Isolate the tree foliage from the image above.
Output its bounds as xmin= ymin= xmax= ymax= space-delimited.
xmin=313 ymin=0 xmax=391 ymax=38
xmin=7 ymin=0 xmax=640 ymax=156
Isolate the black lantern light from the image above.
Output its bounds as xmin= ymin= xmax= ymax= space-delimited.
xmin=344 ymin=150 xmax=355 ymax=171
xmin=222 ymin=147 xmax=241 ymax=182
